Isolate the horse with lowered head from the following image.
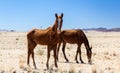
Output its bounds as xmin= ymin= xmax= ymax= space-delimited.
xmin=27 ymin=13 xmax=63 ymax=69
xmin=57 ymin=29 xmax=92 ymax=64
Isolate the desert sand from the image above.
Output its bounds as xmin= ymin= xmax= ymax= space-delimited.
xmin=0 ymin=31 xmax=120 ymax=73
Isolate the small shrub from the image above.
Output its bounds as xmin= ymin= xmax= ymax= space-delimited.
xmin=36 ymin=49 xmax=44 ymax=55
xmin=104 ymin=52 xmax=109 ymax=55
xmin=93 ymin=53 xmax=96 ymax=56
xmin=92 ymin=70 xmax=97 ymax=73
xmin=69 ymin=65 xmax=75 ymax=73
xmin=113 ymin=53 xmax=116 ymax=56
xmin=92 ymin=66 xmax=97 ymax=73
xmin=16 ymin=38 xmax=19 ymax=41
xmin=67 ymin=47 xmax=70 ymax=49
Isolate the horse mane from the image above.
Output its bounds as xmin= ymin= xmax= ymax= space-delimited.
xmin=78 ymin=29 xmax=90 ymax=50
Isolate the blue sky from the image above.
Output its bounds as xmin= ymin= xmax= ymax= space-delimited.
xmin=0 ymin=0 xmax=120 ymax=31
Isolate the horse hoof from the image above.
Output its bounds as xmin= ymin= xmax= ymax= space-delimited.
xmin=88 ymin=61 xmax=92 ymax=65
xmin=46 ymin=64 xmax=49 ymax=69
xmin=47 ymin=67 xmax=49 ymax=70
xmin=56 ymin=58 xmax=59 ymax=61
xmin=55 ymin=64 xmax=58 ymax=68
xmin=56 ymin=66 xmax=58 ymax=68
xmin=76 ymin=61 xmax=79 ymax=63
xmin=65 ymin=60 xmax=69 ymax=63
xmin=81 ymin=61 xmax=84 ymax=63
xmin=57 ymin=59 xmax=59 ymax=62
xmin=66 ymin=59 xmax=69 ymax=62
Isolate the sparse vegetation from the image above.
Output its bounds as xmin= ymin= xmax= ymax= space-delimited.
xmin=0 ymin=31 xmax=120 ymax=72
xmin=113 ymin=52 xmax=116 ymax=56
xmin=104 ymin=52 xmax=109 ymax=55
xmin=92 ymin=66 xmax=97 ymax=73
xmin=36 ymin=49 xmax=44 ymax=55
xmin=69 ymin=65 xmax=75 ymax=73
xmin=16 ymin=38 xmax=19 ymax=41
xmin=67 ymin=47 xmax=70 ymax=50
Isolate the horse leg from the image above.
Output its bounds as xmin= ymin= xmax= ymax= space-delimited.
xmin=27 ymin=41 xmax=36 ymax=68
xmin=75 ymin=46 xmax=79 ymax=63
xmin=56 ymin=42 xmax=61 ymax=61
xmin=31 ymin=49 xmax=37 ymax=69
xmin=31 ymin=44 xmax=37 ymax=69
xmin=62 ymin=42 xmax=69 ymax=62
xmin=27 ymin=49 xmax=31 ymax=67
xmin=46 ymin=45 xmax=51 ymax=69
xmin=79 ymin=47 xmax=84 ymax=63
xmin=53 ymin=45 xmax=58 ymax=68
xmin=27 ymin=40 xmax=37 ymax=69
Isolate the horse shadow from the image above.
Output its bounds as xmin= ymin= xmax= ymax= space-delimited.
xmin=58 ymin=61 xmax=94 ymax=65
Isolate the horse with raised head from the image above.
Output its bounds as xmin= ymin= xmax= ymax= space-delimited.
xmin=57 ymin=29 xmax=92 ymax=64
xmin=27 ymin=13 xmax=63 ymax=69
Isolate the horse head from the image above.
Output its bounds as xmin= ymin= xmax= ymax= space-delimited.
xmin=50 ymin=13 xmax=63 ymax=40
xmin=53 ymin=13 xmax=63 ymax=32
xmin=87 ymin=46 xmax=92 ymax=64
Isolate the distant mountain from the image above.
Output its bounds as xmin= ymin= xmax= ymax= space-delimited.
xmin=0 ymin=29 xmax=16 ymax=32
xmin=108 ymin=28 xmax=120 ymax=32
xmin=0 ymin=27 xmax=120 ymax=32
xmin=83 ymin=27 xmax=120 ymax=32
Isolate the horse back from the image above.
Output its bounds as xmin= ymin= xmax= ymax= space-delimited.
xmin=27 ymin=28 xmax=59 ymax=45
xmin=60 ymin=30 xmax=82 ymax=44
xmin=27 ymin=29 xmax=50 ymax=45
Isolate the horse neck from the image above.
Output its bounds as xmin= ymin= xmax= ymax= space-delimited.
xmin=83 ymin=34 xmax=90 ymax=50
xmin=52 ymin=19 xmax=58 ymax=32
xmin=59 ymin=20 xmax=63 ymax=30
xmin=53 ymin=19 xmax=63 ymax=31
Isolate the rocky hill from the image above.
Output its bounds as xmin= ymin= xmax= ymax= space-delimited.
xmin=83 ymin=27 xmax=120 ymax=32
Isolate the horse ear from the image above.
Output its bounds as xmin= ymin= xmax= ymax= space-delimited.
xmin=55 ymin=13 xmax=58 ymax=18
xmin=61 ymin=13 xmax=63 ymax=17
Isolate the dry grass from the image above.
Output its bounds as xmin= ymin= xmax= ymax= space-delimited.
xmin=35 ymin=48 xmax=45 ymax=56
xmin=19 ymin=55 xmax=24 ymax=69
xmin=69 ymin=65 xmax=75 ymax=73
xmin=0 ymin=31 xmax=120 ymax=73
xmin=16 ymin=38 xmax=19 ymax=41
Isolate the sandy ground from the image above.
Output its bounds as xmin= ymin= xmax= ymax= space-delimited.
xmin=0 ymin=31 xmax=120 ymax=73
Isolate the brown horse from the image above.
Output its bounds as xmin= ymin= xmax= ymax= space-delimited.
xmin=27 ymin=13 xmax=63 ymax=69
xmin=57 ymin=29 xmax=92 ymax=64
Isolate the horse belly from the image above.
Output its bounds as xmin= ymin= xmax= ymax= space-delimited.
xmin=34 ymin=36 xmax=50 ymax=45
xmin=63 ymin=37 xmax=77 ymax=44
xmin=36 ymin=40 xmax=48 ymax=45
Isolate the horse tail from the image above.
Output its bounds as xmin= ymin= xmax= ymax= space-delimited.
xmin=27 ymin=29 xmax=36 ymax=50
xmin=27 ymin=29 xmax=35 ymax=41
